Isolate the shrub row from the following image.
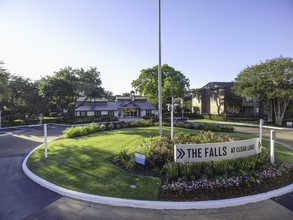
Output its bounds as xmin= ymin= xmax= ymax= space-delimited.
xmin=63 ymin=120 xmax=235 ymax=139
xmin=63 ymin=123 xmax=109 ymax=138
xmin=174 ymin=122 xmax=234 ymax=133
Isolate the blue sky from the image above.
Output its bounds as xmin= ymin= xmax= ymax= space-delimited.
xmin=0 ymin=0 xmax=292 ymax=95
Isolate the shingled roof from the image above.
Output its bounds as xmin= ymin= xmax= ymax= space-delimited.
xmin=201 ymin=82 xmax=233 ymax=90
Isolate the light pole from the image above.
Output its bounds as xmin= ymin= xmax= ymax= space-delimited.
xmin=158 ymin=0 xmax=163 ymax=136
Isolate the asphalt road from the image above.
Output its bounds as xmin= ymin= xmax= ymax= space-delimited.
xmin=233 ymin=125 xmax=293 ymax=148
xmin=0 ymin=124 xmax=292 ymax=220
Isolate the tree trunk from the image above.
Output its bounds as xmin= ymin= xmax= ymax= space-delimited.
xmin=263 ymin=98 xmax=273 ymax=122
xmin=273 ymin=98 xmax=289 ymax=125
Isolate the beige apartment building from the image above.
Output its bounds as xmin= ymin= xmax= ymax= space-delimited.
xmin=191 ymin=82 xmax=261 ymax=117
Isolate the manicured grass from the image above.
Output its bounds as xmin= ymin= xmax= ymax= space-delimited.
xmin=190 ymin=119 xmax=293 ymax=129
xmin=27 ymin=126 xmax=293 ymax=200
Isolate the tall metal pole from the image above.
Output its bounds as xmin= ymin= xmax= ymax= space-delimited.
xmin=158 ymin=0 xmax=163 ymax=136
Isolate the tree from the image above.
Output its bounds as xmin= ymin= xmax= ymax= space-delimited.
xmin=132 ymin=64 xmax=190 ymax=106
xmin=233 ymin=56 xmax=293 ymax=125
xmin=0 ymin=61 xmax=11 ymax=109
xmin=38 ymin=66 xmax=104 ymax=117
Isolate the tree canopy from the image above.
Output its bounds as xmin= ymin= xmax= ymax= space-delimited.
xmin=38 ymin=66 xmax=104 ymax=116
xmin=0 ymin=61 xmax=11 ymax=109
xmin=132 ymin=64 xmax=190 ymax=106
xmin=232 ymin=56 xmax=293 ymax=125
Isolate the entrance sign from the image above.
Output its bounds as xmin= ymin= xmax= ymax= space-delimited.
xmin=175 ymin=138 xmax=261 ymax=163
xmin=135 ymin=152 xmax=145 ymax=165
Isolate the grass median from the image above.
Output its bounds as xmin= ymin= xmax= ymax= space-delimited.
xmin=26 ymin=126 xmax=293 ymax=200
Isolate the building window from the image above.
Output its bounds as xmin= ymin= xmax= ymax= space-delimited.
xmin=212 ymin=94 xmax=215 ymax=102
xmin=80 ymin=111 xmax=87 ymax=117
xmin=108 ymin=111 xmax=114 ymax=116
xmin=95 ymin=111 xmax=101 ymax=116
xmin=146 ymin=110 xmax=151 ymax=116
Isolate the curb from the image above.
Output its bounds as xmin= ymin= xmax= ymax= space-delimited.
xmin=0 ymin=132 xmax=13 ymax=137
xmin=23 ymin=142 xmax=293 ymax=210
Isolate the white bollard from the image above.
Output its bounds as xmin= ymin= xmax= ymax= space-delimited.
xmin=259 ymin=119 xmax=263 ymax=146
xmin=270 ymin=130 xmax=276 ymax=165
xmin=44 ymin=124 xmax=48 ymax=158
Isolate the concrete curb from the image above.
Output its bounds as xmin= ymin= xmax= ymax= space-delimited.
xmin=23 ymin=142 xmax=293 ymax=210
xmin=188 ymin=120 xmax=293 ymax=131
xmin=0 ymin=132 xmax=13 ymax=137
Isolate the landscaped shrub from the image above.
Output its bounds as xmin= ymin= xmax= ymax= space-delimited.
xmin=63 ymin=123 xmax=100 ymax=138
xmin=197 ymin=123 xmax=234 ymax=133
xmin=137 ymin=136 xmax=174 ymax=169
xmin=117 ymin=131 xmax=237 ymax=171
xmin=107 ymin=124 xmax=114 ymax=130
xmin=184 ymin=123 xmax=192 ymax=129
xmin=100 ymin=124 xmax=106 ymax=131
xmin=176 ymin=122 xmax=185 ymax=128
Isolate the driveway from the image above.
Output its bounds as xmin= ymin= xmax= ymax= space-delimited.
xmin=0 ymin=124 xmax=293 ymax=220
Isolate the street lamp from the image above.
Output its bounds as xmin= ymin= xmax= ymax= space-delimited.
xmin=158 ymin=0 xmax=163 ymax=135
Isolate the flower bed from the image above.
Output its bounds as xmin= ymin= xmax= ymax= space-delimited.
xmin=160 ymin=162 xmax=293 ymax=201
xmin=113 ymin=131 xmax=293 ymax=201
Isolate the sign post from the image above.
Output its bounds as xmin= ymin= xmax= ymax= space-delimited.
xmin=181 ymin=109 xmax=184 ymax=118
xmin=270 ymin=130 xmax=276 ymax=165
xmin=259 ymin=119 xmax=263 ymax=146
xmin=44 ymin=124 xmax=48 ymax=158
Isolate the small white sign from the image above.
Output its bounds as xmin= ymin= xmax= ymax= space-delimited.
xmin=175 ymin=138 xmax=261 ymax=163
xmin=135 ymin=152 xmax=145 ymax=165
xmin=39 ymin=113 xmax=43 ymax=118
xmin=286 ymin=122 xmax=293 ymax=126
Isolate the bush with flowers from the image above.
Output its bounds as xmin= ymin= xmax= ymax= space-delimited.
xmin=114 ymin=131 xmax=237 ymax=170
xmin=160 ymin=162 xmax=293 ymax=201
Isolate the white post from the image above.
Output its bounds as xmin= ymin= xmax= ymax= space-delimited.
xmin=171 ymin=97 xmax=174 ymax=140
xmin=259 ymin=119 xmax=263 ymax=146
xmin=270 ymin=130 xmax=275 ymax=165
xmin=158 ymin=0 xmax=163 ymax=136
xmin=44 ymin=124 xmax=48 ymax=158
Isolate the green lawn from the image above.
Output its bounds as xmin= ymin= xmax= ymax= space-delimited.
xmin=190 ymin=119 xmax=293 ymax=129
xmin=27 ymin=126 xmax=293 ymax=200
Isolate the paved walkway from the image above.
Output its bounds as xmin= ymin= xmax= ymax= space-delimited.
xmin=0 ymin=124 xmax=293 ymax=219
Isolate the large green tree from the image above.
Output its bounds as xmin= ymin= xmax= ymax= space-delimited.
xmin=38 ymin=66 xmax=104 ymax=116
xmin=132 ymin=64 xmax=190 ymax=106
xmin=0 ymin=61 xmax=11 ymax=109
xmin=5 ymin=75 xmax=49 ymax=117
xmin=233 ymin=56 xmax=293 ymax=125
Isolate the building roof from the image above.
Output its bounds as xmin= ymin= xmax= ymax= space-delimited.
xmin=201 ymin=82 xmax=233 ymax=90
xmin=75 ymin=100 xmax=157 ymax=111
